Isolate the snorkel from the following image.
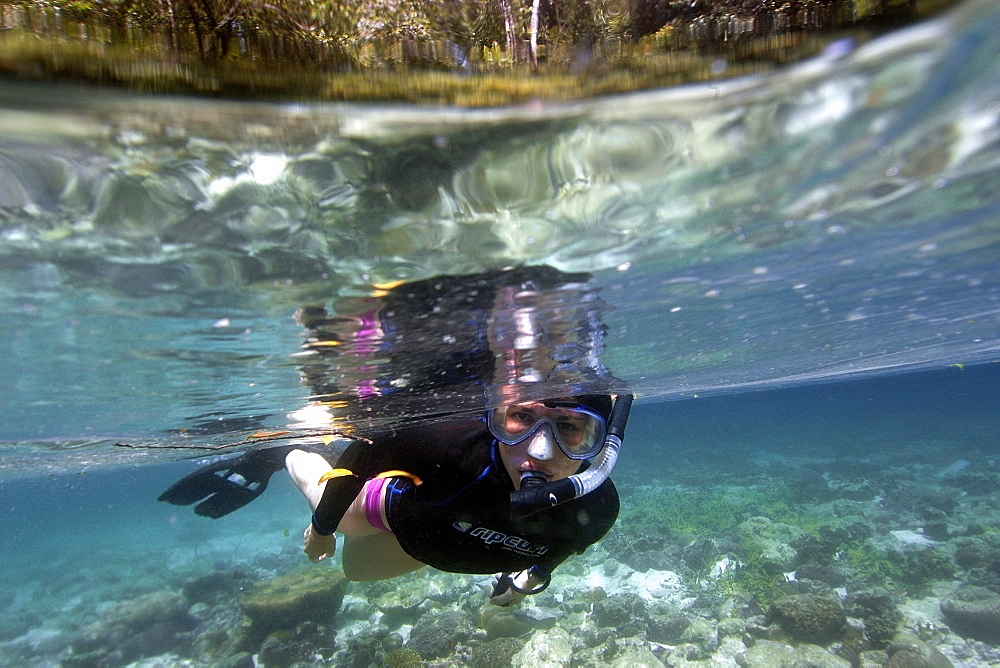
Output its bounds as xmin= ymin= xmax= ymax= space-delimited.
xmin=509 ymin=393 xmax=632 ymax=520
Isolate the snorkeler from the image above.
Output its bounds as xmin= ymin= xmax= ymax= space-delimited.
xmin=161 ymin=392 xmax=630 ymax=605
xmin=160 ymin=266 xmax=631 ymax=604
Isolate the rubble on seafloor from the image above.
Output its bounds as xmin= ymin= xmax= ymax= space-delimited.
xmin=2 ymin=445 xmax=999 ymax=667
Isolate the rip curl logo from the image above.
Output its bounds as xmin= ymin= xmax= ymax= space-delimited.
xmin=453 ymin=523 xmax=549 ymax=557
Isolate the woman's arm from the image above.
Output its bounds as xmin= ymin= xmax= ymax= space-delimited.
xmin=286 ymin=449 xmax=367 ymax=561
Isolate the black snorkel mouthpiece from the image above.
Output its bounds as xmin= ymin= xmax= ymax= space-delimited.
xmin=512 ymin=470 xmax=560 ymax=512
xmin=519 ymin=471 xmax=548 ymax=487
xmin=510 ymin=393 xmax=633 ymax=520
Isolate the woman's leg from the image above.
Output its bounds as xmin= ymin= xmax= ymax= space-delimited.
xmin=341 ymin=533 xmax=426 ymax=580
xmin=285 ymin=450 xmax=334 ymax=511
xmin=336 ymin=480 xmax=384 ymax=535
xmin=338 ymin=478 xmax=426 ymax=579
xmin=287 ymin=451 xmax=424 ymax=579
xmin=285 ymin=450 xmax=388 ymax=536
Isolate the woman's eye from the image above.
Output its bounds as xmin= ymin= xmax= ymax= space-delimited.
xmin=557 ymin=421 xmax=578 ymax=433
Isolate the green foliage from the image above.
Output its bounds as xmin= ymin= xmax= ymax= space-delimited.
xmin=620 ymin=486 xmax=746 ymax=537
xmin=841 ymin=541 xmax=908 ymax=585
xmin=0 ymin=0 xmax=964 ymax=103
xmin=737 ymin=534 xmax=771 ymax=563
xmin=711 ymin=560 xmax=784 ymax=608
xmin=839 ymin=541 xmax=956 ymax=592
xmin=620 ymin=481 xmax=822 ymax=540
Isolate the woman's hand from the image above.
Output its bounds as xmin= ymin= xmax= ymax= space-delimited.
xmin=303 ymin=523 xmax=336 ymax=563
xmin=489 ymin=569 xmax=542 ymax=606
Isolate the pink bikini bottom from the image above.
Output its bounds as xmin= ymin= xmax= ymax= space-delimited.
xmin=364 ymin=477 xmax=392 ymax=533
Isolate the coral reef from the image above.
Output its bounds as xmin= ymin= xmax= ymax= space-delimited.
xmin=470 ymin=637 xmax=524 ymax=668
xmin=738 ymin=516 xmax=804 ymax=574
xmin=257 ymin=622 xmax=329 ymax=667
xmin=885 ymin=633 xmax=955 ymax=667
xmin=593 ymin=593 xmax=649 ymax=637
xmin=737 ymin=639 xmax=851 ymax=667
xmin=62 ymin=591 xmax=196 ymax=666
xmin=405 ymin=609 xmax=475 ymax=659
xmin=238 ymin=566 xmax=347 ymax=641
xmin=766 ymin=593 xmax=847 ymax=644
xmin=484 ymin=611 xmax=534 ymax=639
xmin=7 ymin=430 xmax=1000 ymax=668
xmin=647 ymin=601 xmax=691 ymax=644
xmin=511 ymin=627 xmax=573 ymax=667
xmin=384 ymin=647 xmax=423 ymax=668
xmin=939 ymin=585 xmax=1000 ymax=644
xmin=846 ymin=588 xmax=903 ymax=648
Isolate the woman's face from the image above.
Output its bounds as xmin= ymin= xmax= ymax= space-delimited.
xmin=496 ymin=402 xmax=583 ymax=489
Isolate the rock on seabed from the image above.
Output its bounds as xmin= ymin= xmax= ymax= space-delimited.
xmin=511 ymin=627 xmax=573 ymax=667
xmin=939 ymin=585 xmax=1000 ymax=644
xmin=238 ymin=567 xmax=347 ymax=640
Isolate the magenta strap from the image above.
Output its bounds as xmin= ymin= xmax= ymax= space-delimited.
xmin=364 ymin=477 xmax=392 ymax=533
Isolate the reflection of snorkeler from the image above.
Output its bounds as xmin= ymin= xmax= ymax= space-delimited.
xmin=160 ymin=267 xmax=631 ymax=606
xmin=292 ymin=266 xmax=613 ymax=424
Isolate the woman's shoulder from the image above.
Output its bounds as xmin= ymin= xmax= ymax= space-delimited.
xmin=341 ymin=415 xmax=493 ymax=479
xmin=369 ymin=416 xmax=490 ymax=451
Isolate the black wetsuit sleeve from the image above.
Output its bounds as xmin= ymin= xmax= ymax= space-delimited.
xmin=311 ymin=425 xmax=449 ymax=534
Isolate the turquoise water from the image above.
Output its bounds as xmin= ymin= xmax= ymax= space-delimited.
xmin=1 ymin=0 xmax=999 ymax=665
xmin=1 ymin=367 xmax=998 ymax=665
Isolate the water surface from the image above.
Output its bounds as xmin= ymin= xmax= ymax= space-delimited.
xmin=1 ymin=1 xmax=996 ymax=468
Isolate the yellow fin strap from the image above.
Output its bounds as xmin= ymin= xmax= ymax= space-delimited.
xmin=374 ymin=470 xmax=423 ymax=486
xmin=317 ymin=468 xmax=357 ymax=484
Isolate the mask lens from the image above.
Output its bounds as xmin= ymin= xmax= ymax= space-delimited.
xmin=488 ymin=402 xmax=607 ymax=459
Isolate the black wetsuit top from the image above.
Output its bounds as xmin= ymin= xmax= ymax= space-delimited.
xmin=330 ymin=418 xmax=619 ymax=575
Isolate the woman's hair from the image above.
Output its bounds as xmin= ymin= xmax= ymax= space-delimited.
xmin=567 ymin=395 xmax=614 ymax=420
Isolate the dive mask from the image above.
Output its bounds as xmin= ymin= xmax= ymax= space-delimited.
xmin=488 ymin=400 xmax=608 ymax=460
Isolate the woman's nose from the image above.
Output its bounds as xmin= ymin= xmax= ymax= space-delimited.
xmin=525 ymin=426 xmax=556 ymax=460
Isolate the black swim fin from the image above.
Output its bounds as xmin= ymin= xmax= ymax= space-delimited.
xmin=158 ymin=446 xmax=294 ymax=518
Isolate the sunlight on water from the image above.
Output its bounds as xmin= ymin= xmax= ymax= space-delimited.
xmin=0 ymin=0 xmax=997 ymax=466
